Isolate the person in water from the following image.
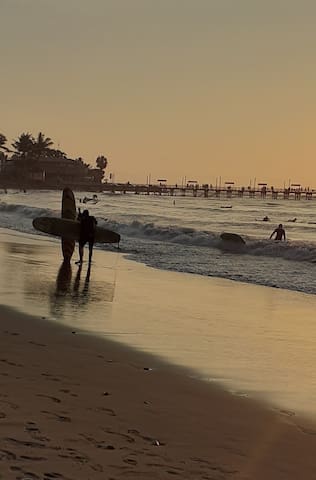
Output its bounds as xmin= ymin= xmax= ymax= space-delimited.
xmin=76 ymin=209 xmax=97 ymax=264
xmin=270 ymin=224 xmax=286 ymax=241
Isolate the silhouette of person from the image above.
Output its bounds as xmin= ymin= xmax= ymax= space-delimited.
xmin=270 ymin=224 xmax=286 ymax=241
xmin=76 ymin=209 xmax=97 ymax=264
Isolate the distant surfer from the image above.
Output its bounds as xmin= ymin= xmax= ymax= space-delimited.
xmin=83 ymin=194 xmax=98 ymax=204
xmin=76 ymin=209 xmax=98 ymax=265
xmin=262 ymin=216 xmax=270 ymax=222
xmin=270 ymin=224 xmax=286 ymax=241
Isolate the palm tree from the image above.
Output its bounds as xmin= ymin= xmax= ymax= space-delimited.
xmin=95 ymin=155 xmax=108 ymax=182
xmin=12 ymin=133 xmax=35 ymax=156
xmin=96 ymin=155 xmax=108 ymax=170
xmin=0 ymin=133 xmax=6 ymax=150
xmin=11 ymin=133 xmax=37 ymax=179
xmin=33 ymin=132 xmax=54 ymax=157
xmin=0 ymin=134 xmax=7 ymax=168
xmin=0 ymin=133 xmax=13 ymax=153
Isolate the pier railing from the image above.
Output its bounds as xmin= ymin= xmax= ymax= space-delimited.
xmin=100 ymin=183 xmax=315 ymax=200
xmin=1 ymin=181 xmax=313 ymax=199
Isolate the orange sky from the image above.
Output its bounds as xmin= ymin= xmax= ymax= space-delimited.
xmin=2 ymin=0 xmax=316 ymax=187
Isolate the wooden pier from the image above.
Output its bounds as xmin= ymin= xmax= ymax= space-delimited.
xmin=101 ymin=183 xmax=315 ymax=200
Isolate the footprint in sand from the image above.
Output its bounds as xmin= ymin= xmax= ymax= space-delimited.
xmin=3 ymin=330 xmax=19 ymax=336
xmin=59 ymin=388 xmax=78 ymax=398
xmin=24 ymin=422 xmax=50 ymax=443
xmin=20 ymin=455 xmax=46 ymax=461
xmin=103 ymin=428 xmax=135 ymax=444
xmin=58 ymin=447 xmax=89 ymax=463
xmin=79 ymin=433 xmax=116 ymax=450
xmin=0 ymin=358 xmax=23 ymax=367
xmin=43 ymin=473 xmax=64 ymax=479
xmin=41 ymin=410 xmax=71 ymax=422
xmin=10 ymin=468 xmax=63 ymax=480
xmin=0 ymin=449 xmax=17 ymax=460
xmin=127 ymin=428 xmax=166 ymax=446
xmin=29 ymin=341 xmax=47 ymax=347
xmin=36 ymin=394 xmax=61 ymax=404
xmin=25 ymin=421 xmax=40 ymax=434
xmin=16 ymin=470 xmax=40 ymax=479
xmin=5 ymin=437 xmax=48 ymax=449
xmin=91 ymin=406 xmax=116 ymax=416
xmin=0 ymin=398 xmax=19 ymax=410
xmin=123 ymin=457 xmax=138 ymax=465
xmin=297 ymin=425 xmax=316 ymax=436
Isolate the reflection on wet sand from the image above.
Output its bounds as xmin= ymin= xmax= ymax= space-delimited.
xmin=56 ymin=261 xmax=72 ymax=293
xmin=4 ymin=241 xmax=43 ymax=266
xmin=6 ymin=242 xmax=38 ymax=255
xmin=73 ymin=263 xmax=91 ymax=298
xmin=1 ymin=237 xmax=117 ymax=326
xmin=50 ymin=261 xmax=115 ymax=319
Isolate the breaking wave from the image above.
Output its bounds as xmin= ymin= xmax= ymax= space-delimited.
xmin=103 ymin=219 xmax=316 ymax=263
xmin=1 ymin=202 xmax=316 ymax=265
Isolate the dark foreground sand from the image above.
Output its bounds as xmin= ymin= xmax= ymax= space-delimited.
xmin=1 ymin=305 xmax=316 ymax=480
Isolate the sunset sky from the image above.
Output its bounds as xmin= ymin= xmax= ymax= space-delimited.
xmin=2 ymin=0 xmax=316 ymax=186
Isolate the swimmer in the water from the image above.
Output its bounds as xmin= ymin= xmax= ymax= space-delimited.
xmin=270 ymin=224 xmax=286 ymax=241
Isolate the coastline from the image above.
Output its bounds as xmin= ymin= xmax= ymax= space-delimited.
xmin=1 ymin=304 xmax=316 ymax=479
xmin=2 ymin=228 xmax=316 ymax=415
xmin=1 ymin=229 xmax=316 ymax=477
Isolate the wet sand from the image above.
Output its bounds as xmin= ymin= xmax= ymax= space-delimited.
xmin=2 ymin=305 xmax=316 ymax=479
xmin=1 ymin=230 xmax=316 ymax=478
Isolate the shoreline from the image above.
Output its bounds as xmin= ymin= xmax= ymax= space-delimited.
xmin=1 ymin=229 xmax=316 ymax=477
xmin=1 ymin=228 xmax=316 ymax=418
xmin=1 ymin=304 xmax=316 ymax=479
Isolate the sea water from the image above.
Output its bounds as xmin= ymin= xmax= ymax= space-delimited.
xmin=2 ymin=188 xmax=316 ymax=417
xmin=1 ymin=189 xmax=316 ymax=294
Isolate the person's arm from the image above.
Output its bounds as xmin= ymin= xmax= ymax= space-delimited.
xmin=270 ymin=230 xmax=275 ymax=239
xmin=283 ymin=231 xmax=286 ymax=241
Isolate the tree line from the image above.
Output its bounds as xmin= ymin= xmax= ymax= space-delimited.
xmin=0 ymin=131 xmax=108 ymax=173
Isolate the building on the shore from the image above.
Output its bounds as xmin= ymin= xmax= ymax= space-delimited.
xmin=0 ymin=154 xmax=104 ymax=189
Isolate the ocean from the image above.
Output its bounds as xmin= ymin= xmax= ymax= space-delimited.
xmin=2 ymin=188 xmax=316 ymax=417
xmin=1 ymin=189 xmax=316 ymax=295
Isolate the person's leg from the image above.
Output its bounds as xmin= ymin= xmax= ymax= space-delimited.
xmin=79 ymin=244 xmax=84 ymax=263
xmin=76 ymin=241 xmax=85 ymax=264
xmin=88 ymin=241 xmax=94 ymax=263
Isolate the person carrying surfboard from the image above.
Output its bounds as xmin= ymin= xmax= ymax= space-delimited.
xmin=76 ymin=209 xmax=98 ymax=265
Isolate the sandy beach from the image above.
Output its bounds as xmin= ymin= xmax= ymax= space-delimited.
xmin=1 ymin=230 xmax=316 ymax=479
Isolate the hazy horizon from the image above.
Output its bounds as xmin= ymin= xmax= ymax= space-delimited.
xmin=2 ymin=0 xmax=316 ymax=186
